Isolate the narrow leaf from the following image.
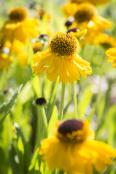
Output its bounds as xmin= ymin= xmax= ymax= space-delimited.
xmin=0 ymin=84 xmax=23 ymax=123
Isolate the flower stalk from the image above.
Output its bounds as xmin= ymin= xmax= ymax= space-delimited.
xmin=40 ymin=106 xmax=48 ymax=136
xmin=73 ymin=83 xmax=78 ymax=118
xmin=59 ymin=82 xmax=65 ymax=120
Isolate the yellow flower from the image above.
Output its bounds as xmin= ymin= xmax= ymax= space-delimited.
xmin=68 ymin=3 xmax=112 ymax=45
xmin=32 ymin=32 xmax=92 ymax=84
xmin=8 ymin=6 xmax=28 ymax=21
xmin=17 ymin=50 xmax=28 ymax=67
xmin=1 ymin=39 xmax=30 ymax=67
xmin=94 ymin=33 xmax=116 ymax=49
xmin=0 ymin=53 xmax=13 ymax=71
xmin=1 ymin=7 xmax=40 ymax=42
xmin=106 ymin=48 xmax=116 ymax=68
xmin=39 ymin=119 xmax=116 ymax=174
xmin=3 ymin=40 xmax=29 ymax=55
xmin=71 ymin=3 xmax=112 ymax=31
xmin=71 ymin=0 xmax=110 ymax=5
xmin=74 ymin=3 xmax=97 ymax=23
xmin=62 ymin=2 xmax=78 ymax=17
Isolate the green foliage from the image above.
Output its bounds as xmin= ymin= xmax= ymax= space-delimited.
xmin=78 ymin=85 xmax=93 ymax=118
xmin=0 ymin=0 xmax=116 ymax=174
xmin=0 ymin=85 xmax=23 ymax=123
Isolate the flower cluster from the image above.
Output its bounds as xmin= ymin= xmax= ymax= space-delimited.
xmin=0 ymin=1 xmax=116 ymax=174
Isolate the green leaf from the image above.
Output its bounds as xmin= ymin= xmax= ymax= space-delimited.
xmin=46 ymin=79 xmax=58 ymax=120
xmin=0 ymin=85 xmax=23 ymax=123
xmin=86 ymin=107 xmax=95 ymax=123
xmin=28 ymin=149 xmax=39 ymax=171
xmin=78 ymin=85 xmax=92 ymax=118
xmin=9 ymin=139 xmax=23 ymax=174
xmin=97 ymin=97 xmax=106 ymax=122
xmin=48 ymin=106 xmax=58 ymax=137
xmin=31 ymin=77 xmax=41 ymax=97
xmin=105 ymin=105 xmax=116 ymax=146
xmin=18 ymin=82 xmax=34 ymax=104
xmin=28 ymin=42 xmax=34 ymax=65
xmin=18 ymin=137 xmax=24 ymax=154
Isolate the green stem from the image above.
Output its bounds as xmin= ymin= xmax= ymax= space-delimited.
xmin=40 ymin=106 xmax=48 ymax=136
xmin=34 ymin=106 xmax=48 ymax=151
xmin=73 ymin=83 xmax=78 ymax=118
xmin=50 ymin=78 xmax=59 ymax=104
xmin=34 ymin=107 xmax=42 ymax=150
xmin=59 ymin=83 xmax=65 ymax=120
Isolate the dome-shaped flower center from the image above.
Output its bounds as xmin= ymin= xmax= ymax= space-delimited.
xmin=49 ymin=33 xmax=79 ymax=56
xmin=57 ymin=119 xmax=89 ymax=143
xmin=74 ymin=3 xmax=97 ymax=23
xmin=58 ymin=119 xmax=83 ymax=135
xmin=9 ymin=7 xmax=28 ymax=21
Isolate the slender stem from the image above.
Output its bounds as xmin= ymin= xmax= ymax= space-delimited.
xmin=34 ymin=107 xmax=42 ymax=151
xmin=40 ymin=106 xmax=48 ymax=136
xmin=50 ymin=78 xmax=59 ymax=104
xmin=73 ymin=83 xmax=78 ymax=118
xmin=59 ymin=83 xmax=65 ymax=120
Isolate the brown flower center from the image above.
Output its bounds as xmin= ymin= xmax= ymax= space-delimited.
xmin=57 ymin=119 xmax=89 ymax=143
xmin=49 ymin=33 xmax=79 ymax=56
xmin=58 ymin=119 xmax=84 ymax=135
xmin=74 ymin=3 xmax=97 ymax=23
xmin=9 ymin=7 xmax=28 ymax=21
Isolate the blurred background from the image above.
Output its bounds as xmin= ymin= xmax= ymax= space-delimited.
xmin=0 ymin=0 xmax=116 ymax=174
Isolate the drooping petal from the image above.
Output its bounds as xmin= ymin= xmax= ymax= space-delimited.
xmin=46 ymin=55 xmax=62 ymax=81
xmin=32 ymin=51 xmax=54 ymax=75
xmin=73 ymin=54 xmax=92 ymax=78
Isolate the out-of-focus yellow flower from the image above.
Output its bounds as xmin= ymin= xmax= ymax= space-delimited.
xmin=62 ymin=1 xmax=78 ymax=17
xmin=39 ymin=119 xmax=116 ymax=174
xmin=67 ymin=3 xmax=112 ymax=45
xmin=2 ymin=39 xmax=29 ymax=67
xmin=79 ymin=30 xmax=99 ymax=45
xmin=94 ymin=33 xmax=116 ymax=49
xmin=17 ymin=50 xmax=28 ymax=67
xmin=106 ymin=48 xmax=116 ymax=68
xmin=88 ymin=16 xmax=113 ymax=31
xmin=74 ymin=2 xmax=97 ymax=23
xmin=71 ymin=3 xmax=112 ymax=31
xmin=0 ymin=53 xmax=13 ymax=71
xmin=12 ymin=40 xmax=29 ymax=54
xmin=3 ymin=40 xmax=29 ymax=55
xmin=8 ymin=6 xmax=28 ymax=21
xmin=71 ymin=0 xmax=110 ymax=5
xmin=32 ymin=32 xmax=92 ymax=84
xmin=1 ymin=7 xmax=40 ymax=42
xmin=32 ymin=42 xmax=42 ymax=53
